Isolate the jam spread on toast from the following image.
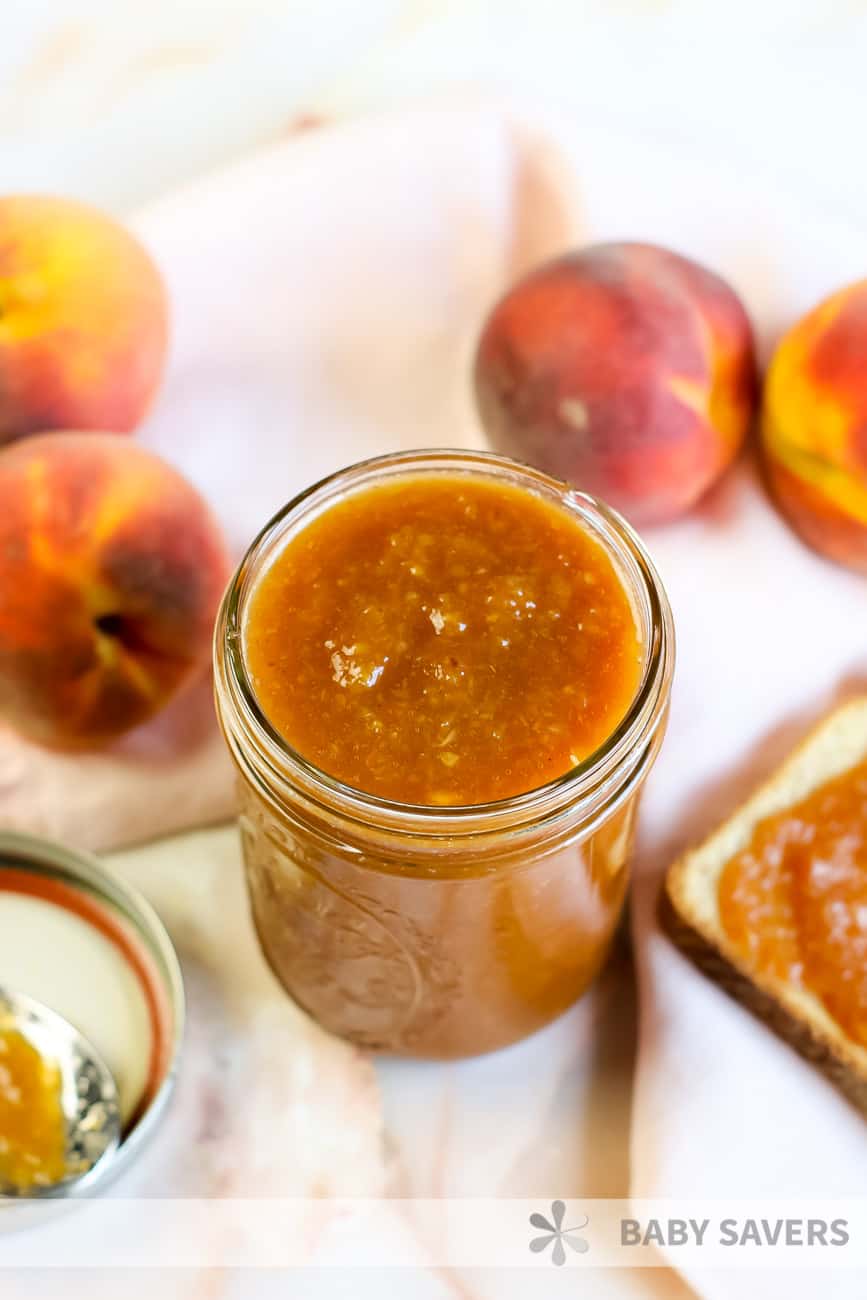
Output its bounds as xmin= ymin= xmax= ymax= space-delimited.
xmin=719 ymin=755 xmax=867 ymax=1047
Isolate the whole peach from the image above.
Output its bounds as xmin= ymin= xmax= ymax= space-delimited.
xmin=474 ymin=242 xmax=757 ymax=525
xmin=761 ymin=280 xmax=867 ymax=573
xmin=0 ymin=433 xmax=230 ymax=747
xmin=0 ymin=196 xmax=168 ymax=443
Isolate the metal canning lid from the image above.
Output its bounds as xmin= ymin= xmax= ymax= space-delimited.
xmin=0 ymin=830 xmax=184 ymax=1198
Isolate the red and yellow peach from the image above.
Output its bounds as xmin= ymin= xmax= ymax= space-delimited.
xmin=761 ymin=280 xmax=867 ymax=573
xmin=474 ymin=241 xmax=757 ymax=525
xmin=0 ymin=433 xmax=230 ymax=747
xmin=0 ymin=197 xmax=168 ymax=443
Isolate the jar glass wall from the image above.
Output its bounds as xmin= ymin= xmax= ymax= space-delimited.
xmin=214 ymin=449 xmax=674 ymax=1058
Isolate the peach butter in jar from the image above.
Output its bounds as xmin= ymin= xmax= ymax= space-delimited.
xmin=214 ymin=450 xmax=674 ymax=1057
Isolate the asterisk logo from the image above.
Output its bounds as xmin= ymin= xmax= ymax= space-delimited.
xmin=529 ymin=1201 xmax=590 ymax=1266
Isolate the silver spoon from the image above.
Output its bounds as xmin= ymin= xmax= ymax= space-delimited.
xmin=0 ymin=986 xmax=121 ymax=1199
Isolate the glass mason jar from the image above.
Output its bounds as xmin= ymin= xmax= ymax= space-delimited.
xmin=214 ymin=449 xmax=674 ymax=1058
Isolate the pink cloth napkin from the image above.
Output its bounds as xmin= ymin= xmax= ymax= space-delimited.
xmin=2 ymin=101 xmax=866 ymax=1296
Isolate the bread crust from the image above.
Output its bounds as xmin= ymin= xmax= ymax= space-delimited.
xmin=663 ymin=697 xmax=867 ymax=1115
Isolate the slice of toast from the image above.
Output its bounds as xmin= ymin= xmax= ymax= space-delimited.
xmin=664 ymin=696 xmax=867 ymax=1115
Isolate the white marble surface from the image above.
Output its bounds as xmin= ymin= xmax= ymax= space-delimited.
xmin=4 ymin=0 xmax=867 ymax=225
xmin=3 ymin=6 xmax=867 ymax=1297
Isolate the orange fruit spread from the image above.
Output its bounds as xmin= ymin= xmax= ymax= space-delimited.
xmin=244 ymin=476 xmax=643 ymax=806
xmin=719 ymin=755 xmax=867 ymax=1048
xmin=0 ymin=1028 xmax=68 ymax=1191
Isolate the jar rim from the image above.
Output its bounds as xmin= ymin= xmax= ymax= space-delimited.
xmin=214 ymin=448 xmax=675 ymax=838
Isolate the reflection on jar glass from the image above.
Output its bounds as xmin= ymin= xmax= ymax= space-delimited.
xmin=214 ymin=450 xmax=674 ymax=1058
